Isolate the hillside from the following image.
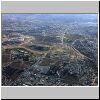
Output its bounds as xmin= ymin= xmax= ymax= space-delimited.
xmin=2 ymin=44 xmax=98 ymax=86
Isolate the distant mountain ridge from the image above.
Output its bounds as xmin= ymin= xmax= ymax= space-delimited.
xmin=2 ymin=14 xmax=98 ymax=22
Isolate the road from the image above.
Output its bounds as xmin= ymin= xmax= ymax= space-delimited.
xmin=3 ymin=45 xmax=43 ymax=56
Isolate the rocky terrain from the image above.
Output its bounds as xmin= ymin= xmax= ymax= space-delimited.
xmin=2 ymin=44 xmax=98 ymax=86
xmin=2 ymin=14 xmax=98 ymax=86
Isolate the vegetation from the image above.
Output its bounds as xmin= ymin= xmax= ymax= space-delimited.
xmin=2 ymin=14 xmax=98 ymax=86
